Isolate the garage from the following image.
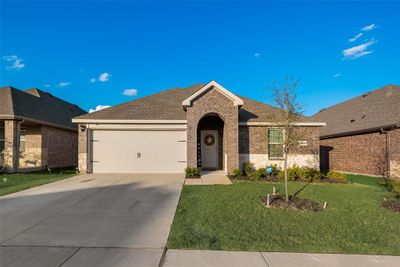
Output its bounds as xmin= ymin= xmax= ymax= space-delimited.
xmin=90 ymin=130 xmax=186 ymax=173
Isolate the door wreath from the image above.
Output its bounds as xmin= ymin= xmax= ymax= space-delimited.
xmin=204 ymin=134 xmax=215 ymax=146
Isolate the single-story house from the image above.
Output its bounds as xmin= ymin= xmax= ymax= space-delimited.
xmin=73 ymin=81 xmax=325 ymax=174
xmin=0 ymin=86 xmax=87 ymax=172
xmin=313 ymin=84 xmax=400 ymax=179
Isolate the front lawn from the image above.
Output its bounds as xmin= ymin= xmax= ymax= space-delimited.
xmin=168 ymin=179 xmax=400 ymax=255
xmin=0 ymin=168 xmax=76 ymax=196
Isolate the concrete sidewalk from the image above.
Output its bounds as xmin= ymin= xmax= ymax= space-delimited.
xmin=163 ymin=249 xmax=400 ymax=267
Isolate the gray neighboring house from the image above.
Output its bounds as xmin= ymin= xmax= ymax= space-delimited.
xmin=314 ymin=84 xmax=400 ymax=178
xmin=73 ymin=81 xmax=325 ymax=174
xmin=0 ymin=86 xmax=87 ymax=172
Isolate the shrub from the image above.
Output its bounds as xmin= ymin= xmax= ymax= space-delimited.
xmin=385 ymin=179 xmax=400 ymax=199
xmin=267 ymin=164 xmax=280 ymax=176
xmin=326 ymin=171 xmax=347 ymax=181
xmin=231 ymin=168 xmax=243 ymax=178
xmin=278 ymin=166 xmax=321 ymax=181
xmin=243 ymin=161 xmax=254 ymax=176
xmin=258 ymin=168 xmax=267 ymax=177
xmin=185 ymin=167 xmax=201 ymax=178
xmin=248 ymin=171 xmax=262 ymax=181
xmin=302 ymin=167 xmax=322 ymax=181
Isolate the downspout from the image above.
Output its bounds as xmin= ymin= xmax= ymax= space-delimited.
xmin=381 ymin=128 xmax=390 ymax=178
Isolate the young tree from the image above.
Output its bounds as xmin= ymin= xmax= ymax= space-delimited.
xmin=271 ymin=77 xmax=305 ymax=202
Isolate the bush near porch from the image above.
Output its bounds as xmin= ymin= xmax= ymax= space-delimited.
xmin=168 ymin=174 xmax=400 ymax=255
xmin=0 ymin=167 xmax=76 ymax=196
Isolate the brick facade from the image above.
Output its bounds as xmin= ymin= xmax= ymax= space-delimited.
xmin=78 ymin=125 xmax=88 ymax=173
xmin=320 ymin=128 xmax=400 ymax=179
xmin=1 ymin=119 xmax=78 ymax=172
xmin=186 ymin=87 xmax=239 ymax=173
xmin=3 ymin=120 xmax=19 ymax=172
xmin=41 ymin=126 xmax=78 ymax=169
xmin=239 ymin=126 xmax=320 ymax=169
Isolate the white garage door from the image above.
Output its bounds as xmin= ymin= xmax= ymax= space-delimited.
xmin=91 ymin=130 xmax=186 ymax=173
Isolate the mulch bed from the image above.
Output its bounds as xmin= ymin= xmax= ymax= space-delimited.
xmin=230 ymin=175 xmax=346 ymax=184
xmin=261 ymin=194 xmax=323 ymax=212
xmin=382 ymin=200 xmax=400 ymax=212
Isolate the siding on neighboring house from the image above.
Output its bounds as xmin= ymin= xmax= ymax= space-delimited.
xmin=320 ymin=128 xmax=400 ymax=178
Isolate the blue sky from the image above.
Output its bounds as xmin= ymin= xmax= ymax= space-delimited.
xmin=1 ymin=1 xmax=399 ymax=115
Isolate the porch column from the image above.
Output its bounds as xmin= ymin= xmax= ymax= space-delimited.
xmin=78 ymin=124 xmax=89 ymax=173
xmin=4 ymin=120 xmax=20 ymax=172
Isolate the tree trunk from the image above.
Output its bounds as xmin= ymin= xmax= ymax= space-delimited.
xmin=284 ymin=153 xmax=289 ymax=202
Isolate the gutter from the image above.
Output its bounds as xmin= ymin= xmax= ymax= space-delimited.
xmin=0 ymin=114 xmax=78 ymax=132
xmin=320 ymin=123 xmax=400 ymax=139
xmin=239 ymin=122 xmax=326 ymax=127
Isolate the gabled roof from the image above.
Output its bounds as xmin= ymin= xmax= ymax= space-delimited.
xmin=182 ymin=80 xmax=243 ymax=108
xmin=0 ymin=86 xmax=86 ymax=130
xmin=74 ymin=82 xmax=318 ymax=123
xmin=313 ymin=84 xmax=400 ymax=138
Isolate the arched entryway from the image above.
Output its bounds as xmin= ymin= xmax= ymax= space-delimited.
xmin=197 ymin=114 xmax=225 ymax=170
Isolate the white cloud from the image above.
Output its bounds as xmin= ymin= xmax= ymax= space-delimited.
xmin=361 ymin=24 xmax=377 ymax=32
xmin=349 ymin=32 xmax=363 ymax=42
xmin=342 ymin=39 xmax=376 ymax=60
xmin=333 ymin=73 xmax=341 ymax=78
xmin=90 ymin=78 xmax=96 ymax=83
xmin=122 ymin=88 xmax=138 ymax=96
xmin=254 ymin=53 xmax=261 ymax=57
xmin=3 ymin=55 xmax=25 ymax=70
xmin=44 ymin=84 xmax=51 ymax=88
xmin=89 ymin=105 xmax=111 ymax=113
xmin=58 ymin=82 xmax=71 ymax=87
xmin=98 ymin=72 xmax=111 ymax=82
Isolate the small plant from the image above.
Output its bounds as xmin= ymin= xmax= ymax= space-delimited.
xmin=243 ymin=161 xmax=254 ymax=176
xmin=185 ymin=167 xmax=201 ymax=178
xmin=326 ymin=171 xmax=347 ymax=181
xmin=248 ymin=171 xmax=262 ymax=181
xmin=231 ymin=168 xmax=243 ymax=178
xmin=302 ymin=167 xmax=321 ymax=181
xmin=258 ymin=168 xmax=267 ymax=177
xmin=267 ymin=164 xmax=280 ymax=176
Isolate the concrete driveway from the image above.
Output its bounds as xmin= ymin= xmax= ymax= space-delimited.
xmin=0 ymin=173 xmax=184 ymax=267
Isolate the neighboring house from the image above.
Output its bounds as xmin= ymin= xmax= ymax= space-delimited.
xmin=313 ymin=84 xmax=400 ymax=179
xmin=0 ymin=86 xmax=87 ymax=172
xmin=73 ymin=81 xmax=324 ymax=174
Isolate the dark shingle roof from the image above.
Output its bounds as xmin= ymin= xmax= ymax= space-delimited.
xmin=313 ymin=84 xmax=400 ymax=138
xmin=0 ymin=86 xmax=86 ymax=130
xmin=75 ymin=83 xmax=316 ymax=123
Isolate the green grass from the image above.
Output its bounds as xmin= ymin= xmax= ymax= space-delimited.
xmin=0 ymin=168 xmax=76 ymax=196
xmin=168 ymin=180 xmax=400 ymax=255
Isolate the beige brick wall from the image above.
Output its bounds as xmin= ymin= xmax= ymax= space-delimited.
xmin=3 ymin=120 xmax=19 ymax=172
xmin=78 ymin=125 xmax=88 ymax=173
xmin=19 ymin=125 xmax=42 ymax=168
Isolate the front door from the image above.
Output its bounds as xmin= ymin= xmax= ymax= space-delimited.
xmin=201 ymin=130 xmax=218 ymax=169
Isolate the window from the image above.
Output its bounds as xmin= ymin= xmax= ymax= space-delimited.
xmin=19 ymin=127 xmax=26 ymax=154
xmin=0 ymin=125 xmax=4 ymax=152
xmin=268 ymin=128 xmax=284 ymax=159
